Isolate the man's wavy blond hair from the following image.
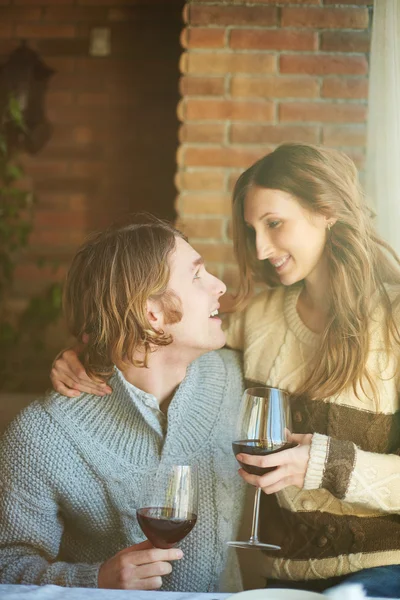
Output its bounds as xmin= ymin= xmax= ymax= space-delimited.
xmin=63 ymin=217 xmax=185 ymax=380
xmin=232 ymin=143 xmax=400 ymax=402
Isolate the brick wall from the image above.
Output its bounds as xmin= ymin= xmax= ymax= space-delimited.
xmin=2 ymin=0 xmax=183 ymax=305
xmin=176 ymin=0 xmax=373 ymax=290
xmin=1 ymin=0 xmax=183 ymax=391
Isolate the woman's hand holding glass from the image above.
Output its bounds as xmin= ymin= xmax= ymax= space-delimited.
xmin=237 ymin=432 xmax=312 ymax=494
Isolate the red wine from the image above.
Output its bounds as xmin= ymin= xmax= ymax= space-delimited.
xmin=136 ymin=507 xmax=197 ymax=549
xmin=232 ymin=440 xmax=297 ymax=476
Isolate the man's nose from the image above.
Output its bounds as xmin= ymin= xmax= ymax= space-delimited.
xmin=213 ymin=275 xmax=226 ymax=297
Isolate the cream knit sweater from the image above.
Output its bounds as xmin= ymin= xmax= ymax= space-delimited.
xmin=225 ymin=284 xmax=400 ymax=581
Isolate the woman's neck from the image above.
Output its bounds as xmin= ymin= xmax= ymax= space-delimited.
xmin=297 ymin=262 xmax=331 ymax=334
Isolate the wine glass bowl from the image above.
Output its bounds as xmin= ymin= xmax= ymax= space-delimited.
xmin=228 ymin=386 xmax=293 ymax=550
xmin=232 ymin=386 xmax=295 ymax=477
xmin=137 ymin=464 xmax=198 ymax=549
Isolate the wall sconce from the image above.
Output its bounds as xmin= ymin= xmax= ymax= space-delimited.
xmin=0 ymin=41 xmax=55 ymax=154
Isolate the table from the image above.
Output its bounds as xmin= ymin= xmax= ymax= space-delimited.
xmin=0 ymin=588 xmax=228 ymax=600
xmin=0 ymin=587 xmax=393 ymax=600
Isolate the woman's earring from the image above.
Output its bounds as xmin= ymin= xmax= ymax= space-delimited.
xmin=327 ymin=222 xmax=332 ymax=231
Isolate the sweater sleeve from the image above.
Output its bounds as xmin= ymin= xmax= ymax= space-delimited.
xmin=304 ymin=432 xmax=400 ymax=513
xmin=0 ymin=405 xmax=100 ymax=587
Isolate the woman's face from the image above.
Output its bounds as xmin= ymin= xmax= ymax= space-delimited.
xmin=244 ymin=186 xmax=330 ymax=287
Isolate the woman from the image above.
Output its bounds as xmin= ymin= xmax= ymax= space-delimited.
xmin=50 ymin=144 xmax=400 ymax=597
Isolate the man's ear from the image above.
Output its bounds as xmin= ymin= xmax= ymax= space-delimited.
xmin=146 ymin=298 xmax=164 ymax=331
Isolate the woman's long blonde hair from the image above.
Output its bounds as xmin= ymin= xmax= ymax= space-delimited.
xmin=232 ymin=143 xmax=400 ymax=401
xmin=63 ymin=217 xmax=185 ymax=380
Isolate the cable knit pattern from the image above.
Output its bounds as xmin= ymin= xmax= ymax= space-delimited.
xmin=0 ymin=349 xmax=246 ymax=592
xmin=225 ymin=285 xmax=400 ymax=581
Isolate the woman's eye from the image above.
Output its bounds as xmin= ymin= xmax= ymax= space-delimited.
xmin=268 ymin=220 xmax=281 ymax=229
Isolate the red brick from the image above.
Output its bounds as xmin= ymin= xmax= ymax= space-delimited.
xmin=70 ymin=161 xmax=106 ymax=177
xmin=69 ymin=193 xmax=89 ymax=211
xmin=107 ymin=4 xmax=180 ymax=21
xmin=72 ymin=126 xmax=94 ymax=143
xmin=280 ymin=102 xmax=367 ymax=124
xmin=322 ymin=125 xmax=366 ymax=147
xmin=14 ymin=263 xmax=67 ymax=283
xmin=0 ymin=23 xmax=11 ymax=37
xmin=45 ymin=57 xmax=76 ymax=73
xmin=78 ymin=92 xmax=109 ymax=107
xmin=281 ymin=7 xmax=369 ymax=29
xmin=192 ymin=242 xmax=235 ymax=264
xmin=22 ymin=159 xmax=69 ymax=178
xmin=181 ymin=52 xmax=276 ymax=75
xmin=321 ymin=31 xmax=371 ymax=53
xmin=75 ymin=58 xmax=134 ymax=76
xmin=183 ymin=99 xmax=274 ymax=122
xmin=0 ymin=40 xmax=15 ymax=54
xmin=36 ymin=192 xmax=70 ymax=210
xmin=78 ymin=0 xmax=139 ymax=4
xmin=43 ymin=7 xmax=107 ymax=20
xmin=29 ymin=228 xmax=86 ymax=249
xmin=180 ymin=146 xmax=270 ymax=169
xmin=179 ymin=76 xmax=225 ymax=97
xmin=16 ymin=24 xmax=76 ymax=38
xmin=178 ymin=192 xmax=231 ymax=216
xmin=15 ymin=0 xmax=71 ymax=4
xmin=176 ymin=217 xmax=224 ymax=240
xmin=47 ymin=91 xmax=74 ymax=107
xmin=322 ymin=77 xmax=368 ymax=99
xmin=185 ymin=4 xmax=277 ymax=27
xmin=35 ymin=39 xmax=87 ymax=56
xmin=179 ymin=123 xmax=225 ymax=144
xmin=37 ymin=192 xmax=87 ymax=212
xmin=0 ymin=7 xmax=41 ymax=19
xmin=181 ymin=27 xmax=226 ymax=49
xmin=175 ymin=170 xmax=226 ymax=192
xmin=280 ymin=54 xmax=368 ymax=76
xmin=231 ymin=76 xmax=319 ymax=99
xmin=230 ymin=29 xmax=317 ymax=52
xmin=34 ymin=210 xmax=86 ymax=230
xmin=230 ymin=124 xmax=319 ymax=145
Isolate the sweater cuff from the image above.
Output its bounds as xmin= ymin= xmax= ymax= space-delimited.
xmin=303 ymin=433 xmax=329 ymax=490
xmin=67 ymin=563 xmax=101 ymax=588
xmin=321 ymin=437 xmax=356 ymax=500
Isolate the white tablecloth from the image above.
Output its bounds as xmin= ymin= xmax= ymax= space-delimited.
xmin=0 ymin=588 xmax=229 ymax=600
xmin=0 ymin=587 xmax=393 ymax=600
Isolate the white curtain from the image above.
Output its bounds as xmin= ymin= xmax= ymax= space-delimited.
xmin=366 ymin=0 xmax=400 ymax=254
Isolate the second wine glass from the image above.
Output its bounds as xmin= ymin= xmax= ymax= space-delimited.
xmin=137 ymin=464 xmax=198 ymax=549
xmin=228 ymin=386 xmax=294 ymax=550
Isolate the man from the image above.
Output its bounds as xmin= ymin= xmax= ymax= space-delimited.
xmin=0 ymin=218 xmax=245 ymax=591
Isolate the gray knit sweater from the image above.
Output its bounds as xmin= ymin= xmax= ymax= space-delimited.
xmin=0 ymin=349 xmax=245 ymax=592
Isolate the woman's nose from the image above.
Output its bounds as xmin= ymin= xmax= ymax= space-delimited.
xmin=256 ymin=234 xmax=272 ymax=261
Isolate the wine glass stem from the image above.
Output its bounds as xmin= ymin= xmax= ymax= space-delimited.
xmin=249 ymin=487 xmax=262 ymax=544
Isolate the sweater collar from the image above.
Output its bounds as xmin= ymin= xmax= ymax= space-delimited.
xmin=284 ymin=284 xmax=321 ymax=347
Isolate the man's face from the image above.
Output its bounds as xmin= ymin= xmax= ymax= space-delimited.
xmin=161 ymin=237 xmax=227 ymax=361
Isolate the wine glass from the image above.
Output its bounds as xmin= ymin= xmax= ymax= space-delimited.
xmin=228 ymin=386 xmax=293 ymax=550
xmin=136 ymin=464 xmax=198 ymax=549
